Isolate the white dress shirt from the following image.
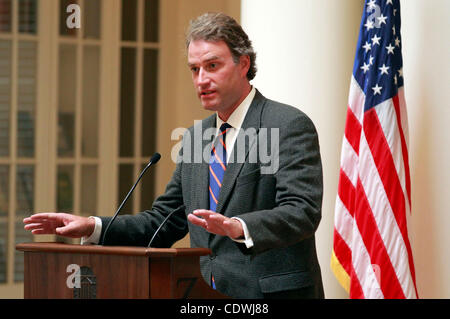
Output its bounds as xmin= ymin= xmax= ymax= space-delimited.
xmin=82 ymin=87 xmax=256 ymax=248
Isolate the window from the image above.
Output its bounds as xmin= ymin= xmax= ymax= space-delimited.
xmin=56 ymin=0 xmax=102 ymax=218
xmin=0 ymin=0 xmax=160 ymax=294
xmin=118 ymin=0 xmax=158 ymax=213
xmin=0 ymin=0 xmax=38 ymax=285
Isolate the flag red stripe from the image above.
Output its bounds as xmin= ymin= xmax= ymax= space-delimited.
xmin=333 ymin=229 xmax=352 ymax=276
xmin=355 ymin=178 xmax=406 ymax=298
xmin=349 ymin=266 xmax=365 ymax=299
xmin=392 ymin=94 xmax=411 ymax=207
xmin=363 ymin=107 xmax=417 ymax=296
xmin=338 ymin=168 xmax=356 ymax=217
xmin=344 ymin=107 xmax=362 ymax=154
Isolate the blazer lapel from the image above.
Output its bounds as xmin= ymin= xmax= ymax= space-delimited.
xmin=193 ymin=115 xmax=215 ymax=210
xmin=215 ymin=90 xmax=265 ymax=214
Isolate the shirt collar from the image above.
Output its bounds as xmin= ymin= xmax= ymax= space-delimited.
xmin=216 ymin=86 xmax=256 ymax=130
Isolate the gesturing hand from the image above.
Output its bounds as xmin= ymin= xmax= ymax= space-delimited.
xmin=23 ymin=213 xmax=95 ymax=238
xmin=187 ymin=209 xmax=244 ymax=240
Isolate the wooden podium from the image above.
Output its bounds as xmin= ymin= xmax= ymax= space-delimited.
xmin=16 ymin=242 xmax=227 ymax=299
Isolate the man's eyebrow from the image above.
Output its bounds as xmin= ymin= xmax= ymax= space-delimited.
xmin=188 ymin=55 xmax=221 ymax=67
xmin=204 ymin=55 xmax=220 ymax=62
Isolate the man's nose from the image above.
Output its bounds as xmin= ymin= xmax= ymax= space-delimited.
xmin=197 ymin=68 xmax=210 ymax=86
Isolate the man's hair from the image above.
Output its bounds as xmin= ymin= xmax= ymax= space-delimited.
xmin=185 ymin=12 xmax=257 ymax=81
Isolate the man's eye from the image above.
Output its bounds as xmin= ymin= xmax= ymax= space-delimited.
xmin=191 ymin=67 xmax=199 ymax=73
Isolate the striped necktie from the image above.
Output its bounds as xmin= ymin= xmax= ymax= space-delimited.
xmin=209 ymin=123 xmax=231 ymax=289
xmin=209 ymin=123 xmax=231 ymax=212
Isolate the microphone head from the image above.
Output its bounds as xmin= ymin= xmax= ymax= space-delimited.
xmin=150 ymin=152 xmax=161 ymax=165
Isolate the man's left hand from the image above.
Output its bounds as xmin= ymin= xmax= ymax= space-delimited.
xmin=187 ymin=209 xmax=244 ymax=239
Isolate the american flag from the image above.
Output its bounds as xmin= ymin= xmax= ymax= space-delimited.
xmin=331 ymin=0 xmax=418 ymax=298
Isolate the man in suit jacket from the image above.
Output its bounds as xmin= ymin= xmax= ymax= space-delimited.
xmin=23 ymin=13 xmax=324 ymax=299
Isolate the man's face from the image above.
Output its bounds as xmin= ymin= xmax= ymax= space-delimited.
xmin=188 ymin=40 xmax=250 ymax=119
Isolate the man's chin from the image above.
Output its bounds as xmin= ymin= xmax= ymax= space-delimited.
xmin=201 ymin=103 xmax=219 ymax=112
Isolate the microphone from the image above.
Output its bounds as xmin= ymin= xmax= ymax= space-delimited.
xmin=100 ymin=152 xmax=161 ymax=245
xmin=147 ymin=205 xmax=186 ymax=247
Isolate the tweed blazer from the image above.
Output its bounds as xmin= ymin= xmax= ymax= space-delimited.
xmin=100 ymin=90 xmax=324 ymax=298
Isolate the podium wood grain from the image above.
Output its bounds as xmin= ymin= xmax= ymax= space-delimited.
xmin=16 ymin=242 xmax=227 ymax=299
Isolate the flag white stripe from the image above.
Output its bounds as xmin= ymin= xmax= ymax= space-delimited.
xmin=348 ymin=77 xmax=365 ymax=124
xmin=340 ymin=136 xmax=359 ymax=187
xmin=334 ymin=195 xmax=354 ymax=249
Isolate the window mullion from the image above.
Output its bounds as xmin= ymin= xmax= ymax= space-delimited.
xmin=6 ymin=0 xmax=19 ymax=286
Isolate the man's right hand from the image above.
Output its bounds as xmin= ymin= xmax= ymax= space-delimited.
xmin=23 ymin=213 xmax=95 ymax=239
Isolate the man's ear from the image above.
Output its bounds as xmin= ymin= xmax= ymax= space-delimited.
xmin=239 ymin=55 xmax=251 ymax=78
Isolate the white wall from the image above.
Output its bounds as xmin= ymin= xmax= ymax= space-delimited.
xmin=401 ymin=0 xmax=450 ymax=299
xmin=241 ymin=0 xmax=450 ymax=298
